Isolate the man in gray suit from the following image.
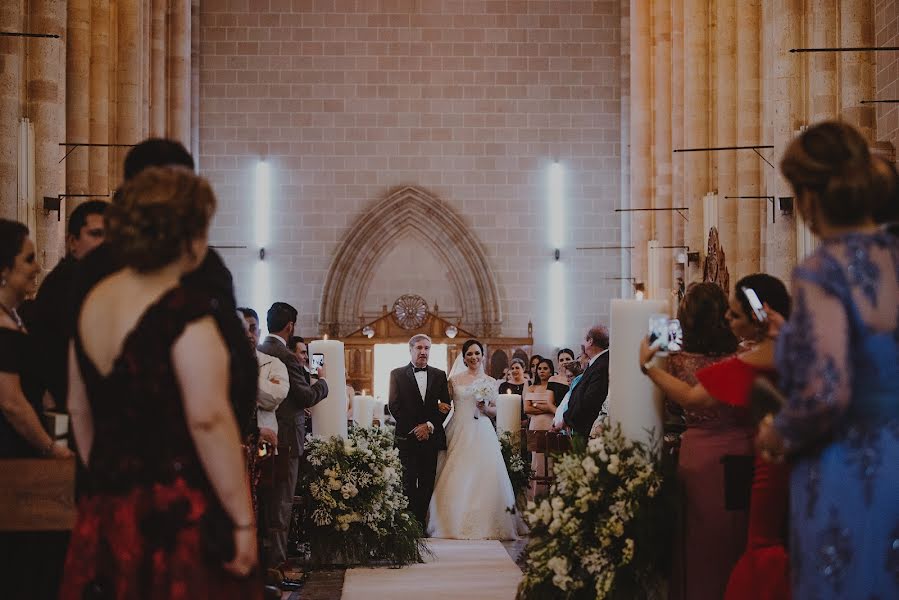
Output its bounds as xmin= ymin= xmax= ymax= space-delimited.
xmin=257 ymin=302 xmax=329 ymax=570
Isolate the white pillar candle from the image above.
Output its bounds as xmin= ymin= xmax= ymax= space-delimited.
xmin=309 ymin=338 xmax=348 ymax=439
xmin=354 ymin=394 xmax=375 ymax=429
xmin=606 ymin=298 xmax=668 ymax=449
xmin=495 ymin=392 xmax=522 ymax=437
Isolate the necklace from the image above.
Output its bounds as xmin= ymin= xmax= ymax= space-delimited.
xmin=0 ymin=300 xmax=25 ymax=331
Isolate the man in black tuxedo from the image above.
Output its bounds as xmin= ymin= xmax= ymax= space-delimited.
xmin=388 ymin=334 xmax=451 ymax=528
xmin=564 ymin=325 xmax=611 ymax=438
xmin=257 ymin=302 xmax=329 ymax=569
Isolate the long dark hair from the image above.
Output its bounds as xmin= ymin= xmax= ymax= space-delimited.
xmin=0 ymin=219 xmax=29 ymax=272
xmin=677 ymin=282 xmax=738 ymax=355
xmin=534 ymin=358 xmax=555 ymax=384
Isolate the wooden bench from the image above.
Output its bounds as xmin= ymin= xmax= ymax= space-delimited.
xmin=0 ymin=458 xmax=76 ymax=531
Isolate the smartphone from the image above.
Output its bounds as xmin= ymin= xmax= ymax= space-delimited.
xmin=310 ymin=353 xmax=325 ymax=371
xmin=648 ymin=314 xmax=683 ymax=352
xmin=741 ymin=287 xmax=768 ymax=322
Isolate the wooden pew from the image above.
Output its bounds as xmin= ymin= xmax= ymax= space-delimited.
xmin=0 ymin=458 xmax=76 ymax=531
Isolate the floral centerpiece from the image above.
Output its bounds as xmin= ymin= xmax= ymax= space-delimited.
xmin=518 ymin=421 xmax=673 ymax=599
xmin=301 ymin=426 xmax=428 ymax=566
xmin=498 ymin=430 xmax=532 ymax=513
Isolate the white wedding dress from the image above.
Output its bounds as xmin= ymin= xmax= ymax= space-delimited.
xmin=426 ymin=373 xmax=525 ymax=540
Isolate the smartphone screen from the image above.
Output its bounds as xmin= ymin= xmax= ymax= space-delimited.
xmin=741 ymin=287 xmax=768 ymax=322
xmin=648 ymin=314 xmax=682 ymax=352
xmin=311 ymin=353 xmax=325 ymax=370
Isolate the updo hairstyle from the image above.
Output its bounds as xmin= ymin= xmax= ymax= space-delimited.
xmin=677 ymin=282 xmax=738 ymax=356
xmin=780 ymin=121 xmax=878 ymax=227
xmin=461 ymin=339 xmax=484 ymax=355
xmin=105 ymin=166 xmax=216 ymax=272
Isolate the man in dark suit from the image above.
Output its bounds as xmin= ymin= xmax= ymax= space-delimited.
xmin=564 ymin=325 xmax=611 ymax=438
xmin=257 ymin=302 xmax=329 ymax=569
xmin=388 ymin=334 xmax=451 ymax=529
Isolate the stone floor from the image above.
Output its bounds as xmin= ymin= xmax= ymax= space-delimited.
xmin=283 ymin=538 xmax=528 ymax=599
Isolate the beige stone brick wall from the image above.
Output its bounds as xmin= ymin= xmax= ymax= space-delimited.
xmin=199 ymin=0 xmax=623 ymax=351
xmin=875 ymin=0 xmax=898 ymax=152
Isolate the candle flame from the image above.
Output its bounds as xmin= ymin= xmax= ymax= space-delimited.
xmin=635 ymin=291 xmax=645 ymax=301
xmin=323 ymin=334 xmax=329 ymax=340
xmin=362 ymin=389 xmax=367 ymax=396
xmin=506 ymin=389 xmax=512 ymax=394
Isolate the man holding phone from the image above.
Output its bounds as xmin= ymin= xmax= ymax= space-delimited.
xmin=258 ymin=303 xmax=329 ymax=571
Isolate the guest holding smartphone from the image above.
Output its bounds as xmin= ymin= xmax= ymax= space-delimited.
xmin=640 ymin=275 xmax=792 ymax=600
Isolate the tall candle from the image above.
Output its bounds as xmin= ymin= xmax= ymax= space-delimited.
xmin=496 ymin=391 xmax=522 ymax=437
xmin=309 ymin=338 xmax=348 ymax=439
xmin=353 ymin=394 xmax=375 ymax=429
xmin=606 ymin=298 xmax=667 ymax=449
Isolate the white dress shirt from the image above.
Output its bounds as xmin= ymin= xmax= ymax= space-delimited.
xmin=256 ymin=349 xmax=289 ymax=434
xmin=412 ymin=366 xmax=434 ymax=433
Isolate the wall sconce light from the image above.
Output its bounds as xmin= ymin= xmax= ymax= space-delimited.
xmin=445 ymin=324 xmax=458 ymax=339
xmin=258 ymin=247 xmax=266 ymax=261
xmin=687 ymin=251 xmax=700 ymax=265
xmin=778 ymin=197 xmax=794 ymax=216
xmin=361 ymin=325 xmax=374 ymax=339
xmin=42 ymin=196 xmax=62 ymax=220
xmin=553 ymin=248 xmax=560 ymax=261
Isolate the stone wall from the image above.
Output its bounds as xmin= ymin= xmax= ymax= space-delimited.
xmin=875 ymin=0 xmax=898 ymax=153
xmin=199 ymin=0 xmax=624 ymax=351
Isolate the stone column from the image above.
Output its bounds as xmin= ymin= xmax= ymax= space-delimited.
xmin=150 ymin=0 xmax=166 ymax=136
xmin=765 ymin=0 xmax=800 ymax=282
xmin=191 ymin=0 xmax=200 ymax=162
xmin=715 ymin=0 xmax=738 ymax=267
xmin=66 ymin=0 xmax=91 ymax=218
xmin=683 ymin=0 xmax=710 ymax=258
xmin=27 ymin=0 xmax=66 ymax=267
xmin=89 ymin=0 xmax=109 ymax=196
xmin=168 ymin=0 xmax=191 ymax=147
xmin=117 ymin=0 xmax=141 ymax=152
xmin=670 ymin=0 xmax=685 ymax=254
xmin=0 ymin=1 xmax=24 ymax=220
xmin=839 ymin=0 xmax=876 ymax=140
xmin=629 ymin=0 xmax=652 ymax=289
xmin=736 ymin=0 xmax=762 ymax=278
xmin=652 ymin=0 xmax=673 ymax=292
xmin=808 ymin=0 xmax=838 ymax=122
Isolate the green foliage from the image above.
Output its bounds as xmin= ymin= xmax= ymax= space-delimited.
xmin=498 ymin=430 xmax=534 ymax=513
xmin=517 ymin=421 xmax=673 ymax=600
xmin=301 ymin=426 xmax=429 ymax=566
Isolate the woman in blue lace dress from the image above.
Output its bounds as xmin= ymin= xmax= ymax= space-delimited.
xmin=757 ymin=121 xmax=899 ymax=599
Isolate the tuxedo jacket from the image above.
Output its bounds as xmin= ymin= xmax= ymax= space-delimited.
xmin=388 ymin=364 xmax=449 ymax=451
xmin=564 ymin=351 xmax=610 ymax=437
xmin=257 ymin=335 xmax=328 ymax=457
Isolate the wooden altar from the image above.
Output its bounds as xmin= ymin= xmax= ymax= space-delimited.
xmin=336 ymin=297 xmax=533 ymax=393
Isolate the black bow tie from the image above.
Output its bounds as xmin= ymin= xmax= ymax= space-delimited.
xmin=413 ymin=367 xmax=428 ymax=373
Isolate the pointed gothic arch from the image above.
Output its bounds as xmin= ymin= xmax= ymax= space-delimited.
xmin=319 ymin=186 xmax=503 ymax=337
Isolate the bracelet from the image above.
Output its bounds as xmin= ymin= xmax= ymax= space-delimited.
xmin=640 ymin=361 xmax=655 ymax=375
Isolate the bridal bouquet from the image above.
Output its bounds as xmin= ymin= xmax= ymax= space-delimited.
xmin=302 ymin=426 xmax=428 ymax=566
xmin=518 ymin=421 xmax=673 ymax=600
xmin=470 ymin=379 xmax=496 ymax=419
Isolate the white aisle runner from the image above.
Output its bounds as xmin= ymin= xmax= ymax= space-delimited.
xmin=341 ymin=539 xmax=523 ymax=600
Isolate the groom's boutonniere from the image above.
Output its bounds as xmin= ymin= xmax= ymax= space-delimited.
xmin=471 ymin=380 xmax=495 ymax=420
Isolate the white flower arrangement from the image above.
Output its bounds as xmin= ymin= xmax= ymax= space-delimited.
xmin=517 ymin=420 xmax=671 ymax=600
xmin=301 ymin=426 xmax=428 ymax=566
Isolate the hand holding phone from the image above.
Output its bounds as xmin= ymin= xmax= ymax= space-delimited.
xmin=310 ymin=352 xmax=325 ymax=373
xmin=741 ymin=287 xmax=768 ymax=322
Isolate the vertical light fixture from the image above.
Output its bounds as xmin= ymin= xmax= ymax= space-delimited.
xmin=548 ymin=161 xmax=566 ymax=348
xmin=253 ymin=160 xmax=271 ymax=326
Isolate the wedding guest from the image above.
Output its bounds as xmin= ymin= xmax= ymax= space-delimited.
xmin=70 ymin=139 xmax=258 ymax=438
xmin=527 ymin=354 xmax=542 ymax=384
xmin=546 ymin=348 xmax=574 ymax=423
xmin=552 ymin=356 xmax=585 ymax=430
xmin=640 ymin=274 xmax=792 ymax=600
xmin=652 ymin=282 xmax=746 ymax=600
xmin=62 ymin=167 xmax=259 ymax=597
xmin=756 ymin=121 xmax=899 ymax=599
xmin=28 ymin=200 xmax=107 ymax=409
xmin=525 ymin=357 xmax=556 ymax=498
xmin=0 ymin=219 xmax=75 ymax=600
xmin=257 ymin=302 xmax=328 ymax=571
xmin=499 ymin=357 xmax=530 ymax=461
xmin=239 ymin=308 xmax=287 ymax=452
xmin=563 ymin=325 xmax=610 ymax=437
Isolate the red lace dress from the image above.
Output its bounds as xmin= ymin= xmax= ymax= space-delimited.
xmin=696 ymin=357 xmax=790 ymax=600
xmin=60 ymin=287 xmax=261 ymax=599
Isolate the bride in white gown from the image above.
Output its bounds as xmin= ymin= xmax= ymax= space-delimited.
xmin=427 ymin=339 xmax=525 ymax=540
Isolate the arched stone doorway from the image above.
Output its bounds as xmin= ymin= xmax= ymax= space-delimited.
xmin=319 ymin=186 xmax=503 ymax=337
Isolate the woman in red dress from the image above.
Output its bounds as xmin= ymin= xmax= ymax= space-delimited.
xmin=640 ymin=274 xmax=792 ymax=600
xmin=62 ymin=167 xmax=260 ymax=599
